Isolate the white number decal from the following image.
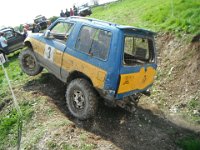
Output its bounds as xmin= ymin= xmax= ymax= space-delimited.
xmin=44 ymin=45 xmax=55 ymax=62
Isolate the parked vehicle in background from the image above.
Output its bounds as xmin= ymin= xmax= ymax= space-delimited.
xmin=0 ymin=28 xmax=25 ymax=54
xmin=19 ymin=17 xmax=157 ymax=120
xmin=34 ymin=15 xmax=48 ymax=30
xmin=78 ymin=6 xmax=92 ymax=16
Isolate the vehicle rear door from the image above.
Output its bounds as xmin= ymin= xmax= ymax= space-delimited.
xmin=116 ymin=32 xmax=157 ymax=99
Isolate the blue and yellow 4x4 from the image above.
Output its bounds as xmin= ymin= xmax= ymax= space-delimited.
xmin=19 ymin=17 xmax=157 ymax=120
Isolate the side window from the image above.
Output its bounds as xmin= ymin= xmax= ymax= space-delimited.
xmin=91 ymin=30 xmax=111 ymax=60
xmin=75 ymin=26 xmax=96 ymax=53
xmin=50 ymin=22 xmax=73 ymax=42
xmin=75 ymin=26 xmax=111 ymax=60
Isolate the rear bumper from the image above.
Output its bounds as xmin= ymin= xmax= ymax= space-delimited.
xmin=115 ymin=84 xmax=153 ymax=99
xmin=97 ymin=83 xmax=152 ymax=101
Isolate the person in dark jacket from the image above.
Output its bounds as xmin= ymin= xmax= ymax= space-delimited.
xmin=65 ymin=9 xmax=70 ymax=17
xmin=60 ymin=10 xmax=65 ymax=17
xmin=0 ymin=32 xmax=9 ymax=61
xmin=32 ymin=24 xmax=40 ymax=33
xmin=23 ymin=28 xmax=28 ymax=40
xmin=73 ymin=5 xmax=78 ymax=16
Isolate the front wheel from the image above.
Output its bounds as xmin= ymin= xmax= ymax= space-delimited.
xmin=19 ymin=49 xmax=43 ymax=76
xmin=66 ymin=78 xmax=98 ymax=120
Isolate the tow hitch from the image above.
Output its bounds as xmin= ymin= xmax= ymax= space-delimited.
xmin=116 ymin=91 xmax=151 ymax=112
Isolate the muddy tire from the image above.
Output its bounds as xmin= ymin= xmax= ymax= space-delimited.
xmin=66 ymin=78 xmax=98 ymax=120
xmin=19 ymin=49 xmax=43 ymax=76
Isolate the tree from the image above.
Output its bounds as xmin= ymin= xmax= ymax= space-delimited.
xmin=18 ymin=24 xmax=24 ymax=33
xmin=48 ymin=16 xmax=59 ymax=24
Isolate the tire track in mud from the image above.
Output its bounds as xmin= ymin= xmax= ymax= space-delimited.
xmin=22 ymin=73 xmax=200 ymax=150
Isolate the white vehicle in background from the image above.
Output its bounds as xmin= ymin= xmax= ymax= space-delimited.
xmin=34 ymin=15 xmax=48 ymax=30
xmin=78 ymin=5 xmax=92 ymax=16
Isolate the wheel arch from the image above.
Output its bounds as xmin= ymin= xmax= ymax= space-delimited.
xmin=24 ymin=41 xmax=33 ymax=50
xmin=67 ymin=71 xmax=94 ymax=86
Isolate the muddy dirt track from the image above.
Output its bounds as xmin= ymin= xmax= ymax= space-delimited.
xmin=22 ymin=73 xmax=200 ymax=150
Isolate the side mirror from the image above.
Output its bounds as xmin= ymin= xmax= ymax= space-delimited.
xmin=44 ymin=30 xmax=51 ymax=38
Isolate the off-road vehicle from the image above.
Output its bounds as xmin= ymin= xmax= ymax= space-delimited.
xmin=78 ymin=6 xmax=92 ymax=16
xmin=0 ymin=27 xmax=25 ymax=54
xmin=19 ymin=17 xmax=157 ymax=120
xmin=34 ymin=15 xmax=47 ymax=30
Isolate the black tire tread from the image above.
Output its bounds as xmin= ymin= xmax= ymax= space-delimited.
xmin=66 ymin=78 xmax=98 ymax=120
xmin=19 ymin=49 xmax=43 ymax=76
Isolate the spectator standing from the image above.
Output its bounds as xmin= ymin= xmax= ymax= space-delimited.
xmin=70 ymin=8 xmax=74 ymax=16
xmin=47 ymin=20 xmax=51 ymax=27
xmin=60 ymin=10 xmax=65 ymax=17
xmin=0 ymin=32 xmax=9 ymax=61
xmin=65 ymin=9 xmax=70 ymax=17
xmin=32 ymin=24 xmax=40 ymax=33
xmin=23 ymin=28 xmax=28 ymax=40
xmin=24 ymin=24 xmax=29 ymax=31
xmin=73 ymin=5 xmax=78 ymax=16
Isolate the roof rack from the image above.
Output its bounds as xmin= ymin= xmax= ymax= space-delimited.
xmin=69 ymin=16 xmax=117 ymax=26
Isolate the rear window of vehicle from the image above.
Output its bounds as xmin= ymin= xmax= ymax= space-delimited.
xmin=4 ymin=30 xmax=14 ymax=39
xmin=75 ymin=26 xmax=112 ymax=60
xmin=123 ymin=36 xmax=154 ymax=65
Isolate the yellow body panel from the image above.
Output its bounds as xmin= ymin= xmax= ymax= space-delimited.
xmin=26 ymin=38 xmax=107 ymax=89
xmin=54 ymin=50 xmax=62 ymax=66
xmin=117 ymin=67 xmax=156 ymax=94
xmin=26 ymin=38 xmax=45 ymax=55
xmin=62 ymin=53 xmax=107 ymax=89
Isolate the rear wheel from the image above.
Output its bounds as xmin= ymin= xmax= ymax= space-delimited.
xmin=66 ymin=78 xmax=98 ymax=120
xmin=19 ymin=49 xmax=43 ymax=76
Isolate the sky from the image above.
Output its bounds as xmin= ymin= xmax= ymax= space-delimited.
xmin=0 ymin=0 xmax=115 ymax=27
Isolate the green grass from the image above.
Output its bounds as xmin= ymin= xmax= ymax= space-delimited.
xmin=187 ymin=95 xmax=200 ymax=122
xmin=0 ymin=101 xmax=34 ymax=149
xmin=91 ymin=0 xmax=200 ymax=40
xmin=61 ymin=143 xmax=95 ymax=150
xmin=0 ymin=50 xmax=35 ymax=149
xmin=0 ymin=51 xmax=30 ymax=103
xmin=177 ymin=137 xmax=200 ymax=150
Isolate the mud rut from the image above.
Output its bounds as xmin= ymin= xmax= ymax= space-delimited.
xmin=22 ymin=73 xmax=199 ymax=150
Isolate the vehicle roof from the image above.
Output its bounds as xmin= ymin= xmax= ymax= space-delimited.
xmin=58 ymin=16 xmax=155 ymax=35
xmin=0 ymin=28 xmax=13 ymax=32
xmin=35 ymin=15 xmax=45 ymax=19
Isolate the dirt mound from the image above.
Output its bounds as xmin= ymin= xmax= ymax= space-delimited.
xmin=143 ymin=33 xmax=200 ymax=127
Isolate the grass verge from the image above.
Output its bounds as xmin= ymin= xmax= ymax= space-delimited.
xmin=91 ymin=0 xmax=200 ymax=41
xmin=177 ymin=137 xmax=200 ymax=150
xmin=0 ymin=101 xmax=34 ymax=149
